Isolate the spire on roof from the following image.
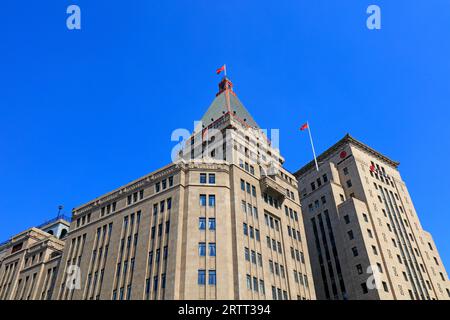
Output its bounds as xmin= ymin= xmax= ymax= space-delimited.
xmin=216 ymin=77 xmax=234 ymax=97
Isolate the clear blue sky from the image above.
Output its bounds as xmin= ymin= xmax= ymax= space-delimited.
xmin=0 ymin=1 xmax=449 ymax=271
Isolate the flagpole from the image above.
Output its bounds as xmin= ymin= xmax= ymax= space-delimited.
xmin=307 ymin=121 xmax=319 ymax=171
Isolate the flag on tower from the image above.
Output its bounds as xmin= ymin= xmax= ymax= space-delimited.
xmin=216 ymin=64 xmax=226 ymax=75
xmin=300 ymin=121 xmax=319 ymax=172
xmin=300 ymin=122 xmax=308 ymax=131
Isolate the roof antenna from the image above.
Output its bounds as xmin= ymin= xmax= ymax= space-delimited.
xmin=57 ymin=205 xmax=64 ymax=218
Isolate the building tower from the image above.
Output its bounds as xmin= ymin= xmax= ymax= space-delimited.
xmin=0 ymin=216 xmax=70 ymax=300
xmin=51 ymin=77 xmax=316 ymax=300
xmin=294 ymin=134 xmax=450 ymax=300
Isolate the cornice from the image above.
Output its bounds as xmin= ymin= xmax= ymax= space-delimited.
xmin=294 ymin=134 xmax=400 ymax=178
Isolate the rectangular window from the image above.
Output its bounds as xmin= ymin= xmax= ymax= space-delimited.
xmin=198 ymin=270 xmax=206 ymax=285
xmin=241 ymin=179 xmax=245 ymax=191
xmin=209 ymin=174 xmax=216 ymax=184
xmin=200 ymin=194 xmax=207 ymax=206
xmin=199 ymin=218 xmax=206 ymax=230
xmin=208 ymin=270 xmax=216 ymax=285
xmin=208 ymin=195 xmax=216 ymax=207
xmin=243 ymin=223 xmax=248 ymax=236
xmin=200 ymin=173 xmax=207 ymax=184
xmin=209 ymin=243 xmax=216 ymax=256
xmin=167 ymin=198 xmax=172 ymax=210
xmin=246 ymin=275 xmax=252 ymax=290
xmin=208 ymin=218 xmax=216 ymax=230
xmin=352 ymin=247 xmax=358 ymax=257
xmin=198 ymin=242 xmax=206 ymax=256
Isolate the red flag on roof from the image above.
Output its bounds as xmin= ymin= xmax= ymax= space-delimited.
xmin=216 ymin=65 xmax=226 ymax=75
xmin=300 ymin=122 xmax=308 ymax=131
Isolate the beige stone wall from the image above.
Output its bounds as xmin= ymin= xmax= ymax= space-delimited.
xmin=295 ymin=135 xmax=450 ymax=300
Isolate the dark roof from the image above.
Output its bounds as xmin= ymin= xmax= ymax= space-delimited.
xmin=199 ymin=89 xmax=259 ymax=129
xmin=294 ymin=133 xmax=400 ymax=177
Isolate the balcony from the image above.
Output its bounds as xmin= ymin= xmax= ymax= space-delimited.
xmin=260 ymin=175 xmax=286 ymax=201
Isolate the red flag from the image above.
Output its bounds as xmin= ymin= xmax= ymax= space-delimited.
xmin=370 ymin=164 xmax=375 ymax=172
xmin=216 ymin=65 xmax=226 ymax=75
xmin=300 ymin=123 xmax=308 ymax=131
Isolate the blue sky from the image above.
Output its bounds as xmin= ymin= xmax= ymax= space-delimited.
xmin=0 ymin=1 xmax=449 ymax=270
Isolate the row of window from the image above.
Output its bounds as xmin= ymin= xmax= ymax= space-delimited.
xmin=198 ymin=270 xmax=217 ymax=285
xmin=240 ymin=179 xmax=257 ymax=197
xmin=153 ymin=198 xmax=172 ymax=215
xmin=266 ymin=236 xmax=282 ymax=254
xmin=246 ymin=275 xmax=265 ymax=294
xmin=198 ymin=242 xmax=216 ymax=256
xmin=200 ymin=194 xmax=216 ymax=207
xmin=200 ymin=173 xmax=216 ymax=184
xmin=263 ymin=193 xmax=281 ymax=209
xmin=244 ymin=247 xmax=262 ymax=266
xmin=199 ymin=217 xmax=216 ymax=230
xmin=242 ymin=201 xmax=258 ymax=219
xmin=101 ymin=201 xmax=117 ymax=217
xmin=290 ymin=247 xmax=305 ymax=263
xmin=75 ymin=213 xmax=91 ymax=228
xmin=308 ymin=195 xmax=327 ymax=212
xmin=293 ymin=270 xmax=308 ymax=287
xmin=268 ymin=260 xmax=285 ymax=278
xmin=239 ymin=159 xmax=255 ymax=175
xmin=155 ymin=176 xmax=174 ymax=193
xmin=310 ymin=173 xmax=328 ymax=192
xmin=287 ymin=226 xmax=301 ymax=242
xmin=127 ymin=190 xmax=144 ymax=206
xmin=243 ymin=223 xmax=261 ymax=241
xmin=144 ymin=273 xmax=167 ymax=299
xmin=284 ymin=205 xmax=299 ymax=222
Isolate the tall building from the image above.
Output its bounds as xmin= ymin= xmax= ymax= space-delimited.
xmin=51 ymin=77 xmax=315 ymax=300
xmin=294 ymin=134 xmax=450 ymax=300
xmin=0 ymin=216 xmax=70 ymax=300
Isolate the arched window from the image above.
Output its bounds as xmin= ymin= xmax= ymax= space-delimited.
xmin=59 ymin=229 xmax=68 ymax=239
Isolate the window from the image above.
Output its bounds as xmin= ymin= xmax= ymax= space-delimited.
xmin=244 ymin=247 xmax=250 ymax=261
xmin=382 ymin=281 xmax=389 ymax=292
xmin=208 ymin=218 xmax=216 ymax=230
xmin=321 ymin=196 xmax=326 ymax=204
xmin=352 ymin=247 xmax=359 ymax=257
xmin=346 ymin=180 xmax=352 ymax=188
xmin=209 ymin=243 xmax=216 ymax=256
xmin=168 ymin=176 xmax=173 ymax=187
xmin=361 ymin=283 xmax=368 ymax=294
xmin=241 ymin=179 xmax=245 ymax=191
xmin=347 ymin=230 xmax=354 ymax=240
xmin=251 ymin=186 xmax=256 ymax=197
xmin=251 ymin=250 xmax=256 ymax=264
xmin=246 ymin=275 xmax=252 ymax=290
xmin=198 ymin=242 xmax=206 ymax=256
xmin=356 ymin=264 xmax=363 ymax=274
xmin=199 ymin=218 xmax=206 ymax=230
xmin=198 ymin=270 xmax=206 ymax=285
xmin=209 ymin=174 xmax=216 ymax=184
xmin=243 ymin=223 xmax=248 ymax=236
xmin=200 ymin=173 xmax=207 ymax=184
xmin=322 ymin=174 xmax=328 ymax=183
xmin=372 ymin=246 xmax=378 ymax=255
xmin=167 ymin=198 xmax=172 ymax=210
xmin=260 ymin=280 xmax=265 ymax=295
xmin=208 ymin=270 xmax=216 ymax=285
xmin=362 ymin=214 xmax=368 ymax=222
xmin=367 ymin=229 xmax=373 ymax=238
xmin=253 ymin=277 xmax=258 ymax=292
xmin=311 ymin=182 xmax=316 ymax=191
xmin=155 ymin=182 xmax=160 ymax=193
xmin=208 ymin=195 xmax=216 ymax=207
xmin=343 ymin=167 xmax=349 ymax=175
xmin=344 ymin=215 xmax=350 ymax=224
xmin=200 ymin=194 xmax=206 ymax=206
